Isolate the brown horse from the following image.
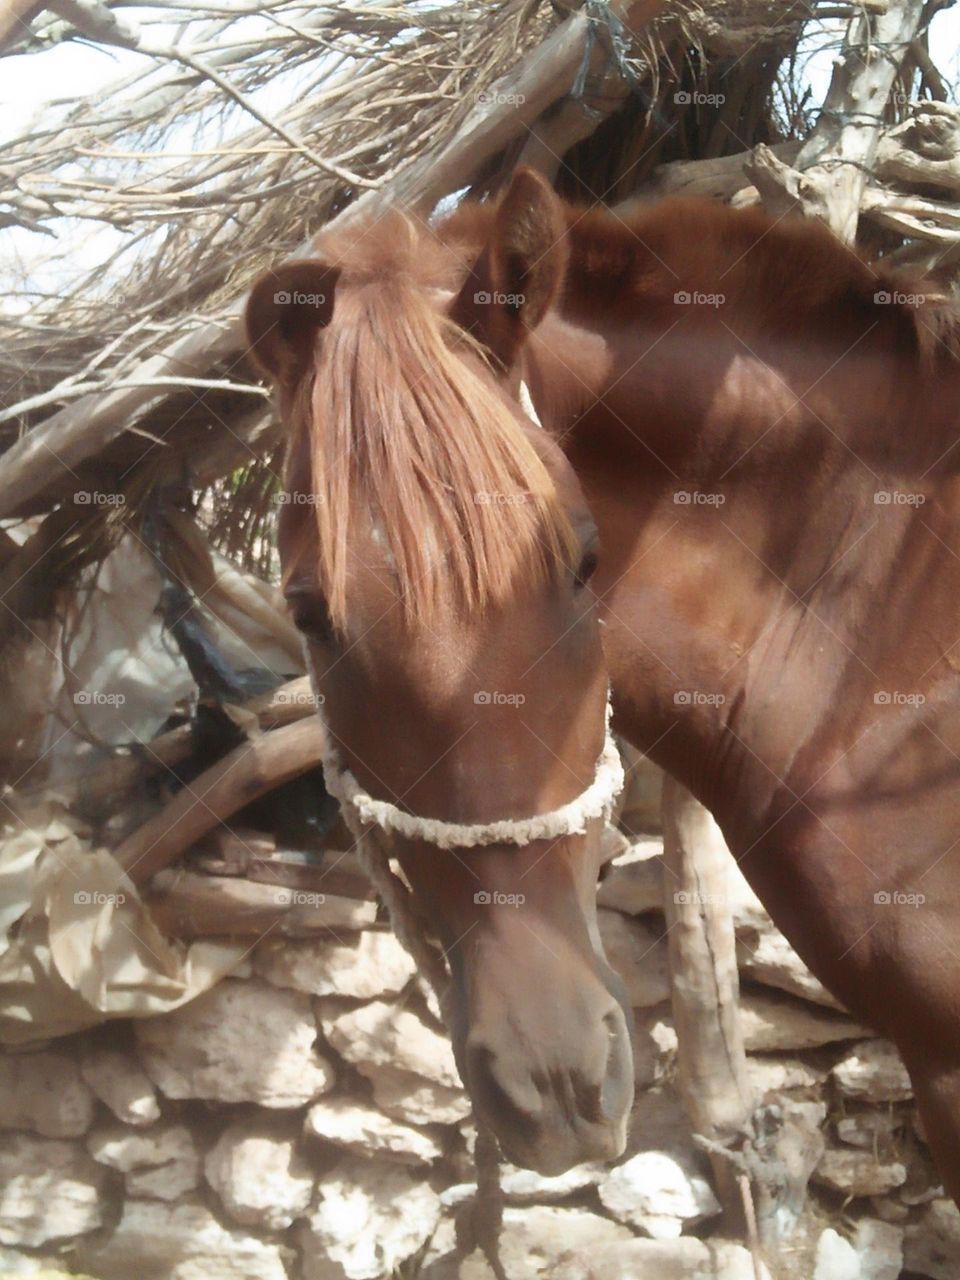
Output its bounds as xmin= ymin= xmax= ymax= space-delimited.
xmin=247 ymin=169 xmax=960 ymax=1201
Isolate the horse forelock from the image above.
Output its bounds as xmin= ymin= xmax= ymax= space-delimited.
xmin=294 ymin=213 xmax=577 ymax=631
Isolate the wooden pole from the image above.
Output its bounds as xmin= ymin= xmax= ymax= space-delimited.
xmin=661 ymin=776 xmax=754 ymax=1224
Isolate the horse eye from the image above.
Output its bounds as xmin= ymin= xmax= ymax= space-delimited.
xmin=574 ymin=548 xmax=599 ymax=590
xmin=287 ymin=591 xmax=334 ymax=644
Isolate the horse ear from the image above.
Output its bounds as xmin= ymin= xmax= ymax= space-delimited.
xmin=245 ymin=261 xmax=339 ymax=384
xmin=451 ymin=167 xmax=568 ymax=368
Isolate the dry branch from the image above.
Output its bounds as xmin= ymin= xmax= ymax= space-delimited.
xmin=0 ymin=0 xmax=668 ymax=521
xmin=145 ymin=867 xmax=377 ymax=938
xmin=748 ymin=0 xmax=928 ymax=241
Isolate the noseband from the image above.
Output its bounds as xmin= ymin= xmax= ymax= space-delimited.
xmin=309 ymin=381 xmax=624 ymax=850
xmin=317 ymin=691 xmax=624 ymax=850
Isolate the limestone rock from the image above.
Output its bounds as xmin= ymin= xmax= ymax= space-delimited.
xmin=835 ymin=1111 xmax=900 ymax=1150
xmin=0 ymin=1134 xmax=105 ymax=1248
xmin=632 ymin=1004 xmax=678 ymax=1087
xmin=598 ymin=1150 xmax=721 ymax=1237
xmin=831 ymin=1040 xmax=913 ymax=1102
xmin=305 ymin=1097 xmax=442 ymax=1165
xmin=80 ymin=1043 xmax=161 ymax=1127
xmin=255 ymin=930 xmax=415 ymax=1000
xmin=746 ymin=1055 xmax=828 ymax=1096
xmin=0 ymin=1248 xmax=65 ymax=1273
xmin=739 ymin=990 xmax=868 ymax=1052
xmin=853 ymin=1219 xmax=903 ymax=1280
xmin=299 ymin=1157 xmax=440 ymax=1280
xmin=453 ymin=1207 xmax=633 ymax=1280
xmin=370 ymin=1065 xmax=471 ymax=1126
xmin=871 ymin=1196 xmax=911 ymax=1224
xmin=318 ymin=1000 xmax=459 ymax=1088
xmin=205 ymin=1119 xmax=314 ymax=1230
xmin=597 ymin=909 xmax=670 ymax=1007
xmin=813 ymin=1229 xmax=860 ymax=1280
xmin=136 ymin=978 xmax=335 ymax=1106
xmin=600 ymin=824 xmax=630 ymax=864
xmin=86 ymin=1120 xmax=199 ymax=1200
xmin=552 ymin=1238 xmax=771 ymax=1280
xmin=0 ymin=1051 xmax=94 ymax=1138
xmin=622 ymin=1084 xmax=698 ymax=1163
xmin=737 ymin=924 xmax=846 ymax=1010
xmin=904 ymin=1198 xmax=960 ymax=1280
xmin=440 ymin=1162 xmax=602 ymax=1208
xmin=617 ymin=745 xmax=664 ymax=834
xmin=813 ymin=1147 xmax=907 ymax=1197
xmin=596 ymin=839 xmax=664 ymax=915
xmin=77 ymin=1197 xmax=289 ymax=1280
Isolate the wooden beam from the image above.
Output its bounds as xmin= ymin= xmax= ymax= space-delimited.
xmin=661 ymin=778 xmax=754 ymax=1226
xmin=115 ymin=715 xmax=326 ymax=885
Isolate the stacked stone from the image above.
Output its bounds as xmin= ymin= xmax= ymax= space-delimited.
xmin=0 ymin=821 xmax=956 ymax=1279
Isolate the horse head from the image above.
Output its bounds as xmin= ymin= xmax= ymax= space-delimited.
xmin=245 ymin=170 xmax=633 ymax=1175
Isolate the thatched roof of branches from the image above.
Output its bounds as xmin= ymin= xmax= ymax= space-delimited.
xmin=0 ymin=0 xmax=957 ymax=662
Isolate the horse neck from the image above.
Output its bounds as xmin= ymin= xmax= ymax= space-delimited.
xmin=529 ymin=296 xmax=954 ymax=835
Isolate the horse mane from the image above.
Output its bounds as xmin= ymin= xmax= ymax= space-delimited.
xmin=298 ymin=212 xmax=577 ymax=630
xmin=441 ymin=194 xmax=960 ymax=365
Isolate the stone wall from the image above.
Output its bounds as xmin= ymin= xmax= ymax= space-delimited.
xmin=0 ymin=810 xmax=957 ymax=1280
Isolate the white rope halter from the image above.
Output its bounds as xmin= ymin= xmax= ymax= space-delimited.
xmin=318 ymin=691 xmax=623 ymax=849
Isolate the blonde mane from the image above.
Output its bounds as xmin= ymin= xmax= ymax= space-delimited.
xmin=295 ymin=214 xmax=577 ymax=630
